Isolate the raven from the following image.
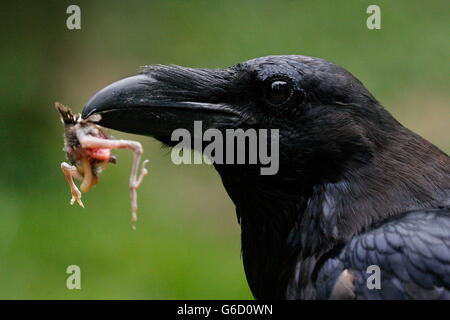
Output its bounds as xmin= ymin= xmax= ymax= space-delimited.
xmin=82 ymin=55 xmax=450 ymax=299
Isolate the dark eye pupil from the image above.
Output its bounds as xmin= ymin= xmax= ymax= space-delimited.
xmin=265 ymin=80 xmax=292 ymax=105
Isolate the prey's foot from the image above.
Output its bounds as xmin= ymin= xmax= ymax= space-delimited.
xmin=77 ymin=135 xmax=149 ymax=229
xmin=70 ymin=188 xmax=84 ymax=208
xmin=130 ymin=160 xmax=149 ymax=229
xmin=61 ymin=162 xmax=85 ymax=208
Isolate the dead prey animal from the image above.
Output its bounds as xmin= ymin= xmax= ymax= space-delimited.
xmin=56 ymin=102 xmax=148 ymax=229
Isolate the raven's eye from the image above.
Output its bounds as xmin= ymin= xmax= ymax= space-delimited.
xmin=264 ymin=80 xmax=293 ymax=106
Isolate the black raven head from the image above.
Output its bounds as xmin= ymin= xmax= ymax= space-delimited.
xmin=82 ymin=56 xmax=392 ymax=190
xmin=82 ymin=55 xmax=449 ymax=299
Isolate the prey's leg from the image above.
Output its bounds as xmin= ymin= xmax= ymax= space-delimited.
xmin=61 ymin=162 xmax=84 ymax=208
xmin=78 ymin=135 xmax=148 ymax=229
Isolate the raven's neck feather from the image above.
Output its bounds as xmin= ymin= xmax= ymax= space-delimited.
xmin=218 ymin=127 xmax=450 ymax=299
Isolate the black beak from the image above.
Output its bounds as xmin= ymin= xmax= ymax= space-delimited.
xmin=82 ymin=66 xmax=249 ymax=143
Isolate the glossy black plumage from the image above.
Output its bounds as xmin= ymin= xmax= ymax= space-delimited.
xmin=316 ymin=208 xmax=450 ymax=299
xmin=82 ymin=55 xmax=450 ymax=299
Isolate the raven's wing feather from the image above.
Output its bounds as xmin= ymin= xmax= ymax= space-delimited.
xmin=317 ymin=208 xmax=450 ymax=299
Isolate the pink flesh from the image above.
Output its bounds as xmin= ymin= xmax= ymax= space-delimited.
xmin=85 ymin=148 xmax=112 ymax=161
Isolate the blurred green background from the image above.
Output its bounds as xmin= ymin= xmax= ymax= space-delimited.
xmin=0 ymin=0 xmax=448 ymax=299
